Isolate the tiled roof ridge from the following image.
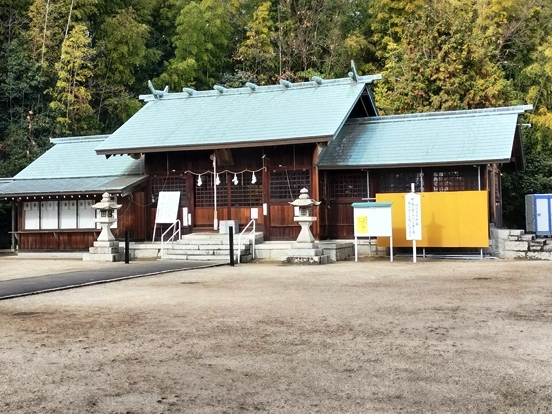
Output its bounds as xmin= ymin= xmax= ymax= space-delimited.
xmin=50 ymin=135 xmax=110 ymax=144
xmin=140 ymin=74 xmax=382 ymax=102
xmin=347 ymin=105 xmax=533 ymax=125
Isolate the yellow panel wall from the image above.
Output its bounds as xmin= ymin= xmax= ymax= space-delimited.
xmin=375 ymin=191 xmax=489 ymax=248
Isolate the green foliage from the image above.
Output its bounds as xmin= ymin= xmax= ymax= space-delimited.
xmin=235 ymin=1 xmax=276 ymax=84
xmin=48 ymin=23 xmax=96 ymax=135
xmin=375 ymin=0 xmax=513 ymax=114
xmin=159 ymin=0 xmax=240 ymax=90
xmin=502 ymin=126 xmax=552 ymax=228
xmin=367 ymin=0 xmax=425 ymax=59
xmin=97 ymin=8 xmax=149 ymax=86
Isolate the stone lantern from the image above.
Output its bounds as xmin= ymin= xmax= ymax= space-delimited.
xmin=289 ymin=187 xmax=321 ymax=244
xmin=83 ymin=192 xmax=123 ymax=262
xmin=283 ymin=188 xmax=327 ymax=264
xmin=93 ymin=192 xmax=122 ymax=242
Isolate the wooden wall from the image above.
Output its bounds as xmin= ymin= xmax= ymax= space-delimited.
xmin=318 ymin=165 xmax=491 ymax=240
xmin=115 ymin=190 xmax=146 ymax=241
xmin=18 ymin=231 xmax=98 ymax=250
xmin=16 ymin=189 xmax=147 ymax=251
xmin=145 ymin=144 xmax=318 ymax=241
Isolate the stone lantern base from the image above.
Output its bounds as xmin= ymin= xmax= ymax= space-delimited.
xmin=282 ymin=242 xmax=329 ymax=265
xmin=83 ymin=240 xmax=124 ymax=262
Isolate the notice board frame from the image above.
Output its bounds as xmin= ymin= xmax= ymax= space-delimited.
xmin=351 ymin=202 xmax=393 ymax=262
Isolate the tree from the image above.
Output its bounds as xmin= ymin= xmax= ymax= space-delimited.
xmin=235 ymin=2 xmax=276 ymax=84
xmin=48 ymin=23 xmax=96 ymax=135
xmin=276 ymin=0 xmax=357 ymax=79
xmin=366 ymin=0 xmax=425 ymax=60
xmin=158 ymin=0 xmax=240 ymax=90
xmin=93 ymin=7 xmax=149 ymax=130
xmin=375 ymin=0 xmax=513 ymax=114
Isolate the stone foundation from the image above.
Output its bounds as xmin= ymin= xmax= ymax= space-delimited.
xmin=490 ymin=228 xmax=552 ymax=260
xmin=83 ymin=240 xmax=124 ymax=262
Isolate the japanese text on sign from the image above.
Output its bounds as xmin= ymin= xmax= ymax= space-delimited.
xmin=405 ymin=193 xmax=422 ymax=240
xmin=356 ymin=215 xmax=368 ymax=234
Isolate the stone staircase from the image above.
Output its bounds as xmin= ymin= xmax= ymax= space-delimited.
xmin=161 ymin=232 xmax=264 ymax=262
xmin=490 ymin=228 xmax=552 ymax=260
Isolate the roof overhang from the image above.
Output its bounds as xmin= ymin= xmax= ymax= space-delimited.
xmin=95 ymin=136 xmax=332 ymax=156
xmin=0 ymin=175 xmax=148 ymax=200
xmin=318 ymin=160 xmax=512 ymax=170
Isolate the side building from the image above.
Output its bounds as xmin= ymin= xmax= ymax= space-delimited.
xmin=0 ymin=136 xmax=147 ymax=250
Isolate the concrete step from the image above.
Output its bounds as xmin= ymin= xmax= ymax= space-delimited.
xmin=162 ymin=254 xmax=242 ymax=262
xmin=165 ymin=248 xmax=249 ymax=256
xmin=172 ymin=242 xmax=259 ymax=249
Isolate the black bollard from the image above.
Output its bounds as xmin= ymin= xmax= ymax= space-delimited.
xmin=125 ymin=230 xmax=130 ymax=264
xmin=229 ymin=226 xmax=235 ymax=266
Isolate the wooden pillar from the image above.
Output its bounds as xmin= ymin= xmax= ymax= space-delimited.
xmin=263 ymin=159 xmax=271 ymax=240
xmin=11 ymin=200 xmax=16 ymax=251
xmin=312 ymin=144 xmax=320 ymax=239
xmin=489 ymin=164 xmax=496 ymax=225
xmin=186 ymin=172 xmax=195 ymax=232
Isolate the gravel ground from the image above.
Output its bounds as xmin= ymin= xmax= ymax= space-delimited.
xmin=0 ymin=257 xmax=551 ymax=413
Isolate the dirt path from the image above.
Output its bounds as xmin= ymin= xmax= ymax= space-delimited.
xmin=0 ymin=258 xmax=551 ymax=413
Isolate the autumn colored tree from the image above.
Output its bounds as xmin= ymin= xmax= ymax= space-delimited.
xmin=235 ymin=2 xmax=276 ymax=84
xmin=48 ymin=23 xmax=96 ymax=135
xmin=375 ymin=0 xmax=513 ymax=114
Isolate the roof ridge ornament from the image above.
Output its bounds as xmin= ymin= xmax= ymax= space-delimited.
xmin=214 ymin=85 xmax=227 ymax=94
xmin=147 ymin=80 xmax=169 ymax=99
xmin=280 ymin=79 xmax=293 ymax=88
xmin=348 ymin=60 xmax=359 ymax=82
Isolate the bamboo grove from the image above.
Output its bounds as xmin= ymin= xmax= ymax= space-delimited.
xmin=2 ymin=0 xmax=552 ymax=239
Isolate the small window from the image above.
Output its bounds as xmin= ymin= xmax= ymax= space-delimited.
xmin=270 ymin=170 xmax=310 ymax=200
xmin=231 ymin=173 xmax=263 ymax=206
xmin=432 ymin=170 xmax=478 ymax=192
xmin=195 ymin=173 xmax=229 ymax=208
xmin=152 ymin=175 xmax=187 ymax=206
xmin=377 ymin=171 xmax=422 ymax=193
xmin=328 ymin=172 xmax=367 ymax=199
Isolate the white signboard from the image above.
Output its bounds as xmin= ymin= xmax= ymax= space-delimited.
xmin=351 ymin=202 xmax=393 ymax=262
xmin=155 ymin=191 xmax=181 ymax=224
xmin=353 ymin=205 xmax=392 ymax=237
xmin=182 ymin=207 xmax=189 ymax=226
xmin=405 ymin=192 xmax=422 ymax=241
xmin=251 ymin=208 xmax=259 ymax=220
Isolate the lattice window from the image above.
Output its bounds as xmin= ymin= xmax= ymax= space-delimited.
xmin=329 ymin=172 xmax=368 ymax=199
xmin=270 ymin=170 xmax=310 ymax=200
xmin=230 ymin=173 xmax=263 ymax=206
xmin=152 ymin=175 xmax=187 ymax=206
xmin=432 ymin=169 xmax=478 ymax=192
xmin=377 ymin=171 xmax=422 ymax=193
xmin=195 ymin=173 xmax=228 ymax=208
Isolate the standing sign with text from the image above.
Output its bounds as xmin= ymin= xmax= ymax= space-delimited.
xmin=405 ymin=192 xmax=422 ymax=241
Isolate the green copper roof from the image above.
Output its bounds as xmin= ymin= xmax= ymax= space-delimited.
xmin=0 ymin=176 xmax=148 ymax=198
xmin=0 ymin=136 xmax=146 ymax=198
xmin=95 ymin=75 xmax=381 ymax=155
xmin=15 ymin=136 xmax=143 ymax=179
xmin=317 ymin=106 xmax=532 ymax=168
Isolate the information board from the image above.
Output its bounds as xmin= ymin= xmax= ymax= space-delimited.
xmin=353 ymin=203 xmax=393 ymax=237
xmin=351 ymin=202 xmax=393 ymax=262
xmin=405 ymin=192 xmax=422 ymax=240
xmin=155 ymin=191 xmax=180 ymax=224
